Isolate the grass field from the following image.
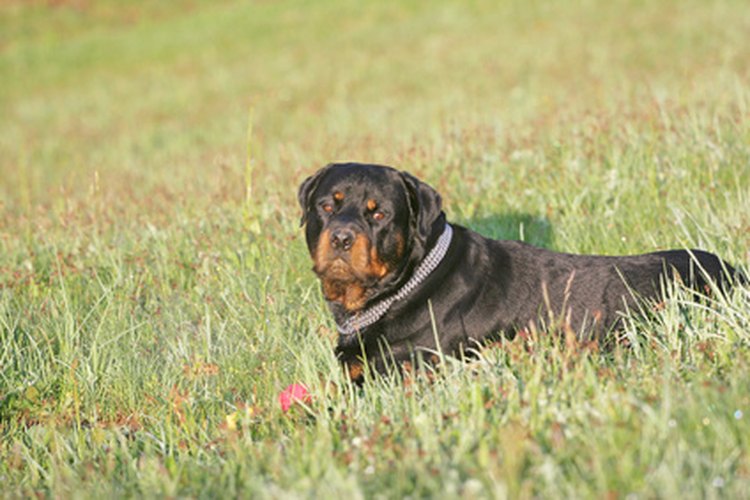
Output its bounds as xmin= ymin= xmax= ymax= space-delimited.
xmin=2 ymin=0 xmax=750 ymax=497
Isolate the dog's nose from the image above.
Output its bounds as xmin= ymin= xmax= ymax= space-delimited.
xmin=331 ymin=228 xmax=355 ymax=251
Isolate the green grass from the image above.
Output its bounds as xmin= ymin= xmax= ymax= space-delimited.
xmin=2 ymin=0 xmax=750 ymax=497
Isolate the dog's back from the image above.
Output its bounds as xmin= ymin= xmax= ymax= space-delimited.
xmin=489 ymin=236 xmax=741 ymax=338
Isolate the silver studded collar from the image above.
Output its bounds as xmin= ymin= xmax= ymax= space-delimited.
xmin=335 ymin=224 xmax=453 ymax=336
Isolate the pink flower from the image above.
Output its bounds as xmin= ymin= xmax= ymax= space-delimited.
xmin=278 ymin=383 xmax=311 ymax=412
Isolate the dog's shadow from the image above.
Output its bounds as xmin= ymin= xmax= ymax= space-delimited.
xmin=457 ymin=212 xmax=555 ymax=248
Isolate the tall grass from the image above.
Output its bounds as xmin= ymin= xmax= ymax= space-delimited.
xmin=1 ymin=0 xmax=750 ymax=497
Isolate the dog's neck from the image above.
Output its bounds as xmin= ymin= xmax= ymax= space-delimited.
xmin=332 ymin=224 xmax=453 ymax=336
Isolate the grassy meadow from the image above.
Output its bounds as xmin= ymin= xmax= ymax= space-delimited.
xmin=2 ymin=0 xmax=750 ymax=497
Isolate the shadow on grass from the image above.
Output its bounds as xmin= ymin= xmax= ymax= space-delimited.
xmin=456 ymin=212 xmax=555 ymax=248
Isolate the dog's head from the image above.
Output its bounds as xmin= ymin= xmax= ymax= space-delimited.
xmin=298 ymin=163 xmax=445 ymax=312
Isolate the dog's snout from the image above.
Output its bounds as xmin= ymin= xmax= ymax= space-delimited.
xmin=331 ymin=228 xmax=355 ymax=251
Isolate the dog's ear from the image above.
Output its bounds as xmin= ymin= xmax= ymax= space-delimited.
xmin=297 ymin=165 xmax=332 ymax=226
xmin=400 ymin=170 xmax=443 ymax=244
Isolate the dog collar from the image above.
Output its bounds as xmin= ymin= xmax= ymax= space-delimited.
xmin=336 ymin=224 xmax=453 ymax=336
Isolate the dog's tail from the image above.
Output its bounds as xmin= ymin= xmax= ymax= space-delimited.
xmin=693 ymin=251 xmax=747 ymax=295
xmin=656 ymin=249 xmax=745 ymax=296
xmin=733 ymin=266 xmax=749 ymax=288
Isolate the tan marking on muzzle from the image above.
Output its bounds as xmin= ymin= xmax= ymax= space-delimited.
xmin=313 ymin=230 xmax=391 ymax=312
xmin=350 ymin=233 xmax=388 ymax=279
xmin=313 ymin=229 xmax=335 ymax=274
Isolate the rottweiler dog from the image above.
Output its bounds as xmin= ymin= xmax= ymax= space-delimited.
xmin=298 ymin=162 xmax=740 ymax=379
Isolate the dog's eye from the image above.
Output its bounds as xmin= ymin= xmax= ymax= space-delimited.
xmin=322 ymin=203 xmax=334 ymax=214
xmin=372 ymin=211 xmax=385 ymax=221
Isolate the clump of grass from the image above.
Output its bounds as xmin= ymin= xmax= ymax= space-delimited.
xmin=2 ymin=0 xmax=750 ymax=497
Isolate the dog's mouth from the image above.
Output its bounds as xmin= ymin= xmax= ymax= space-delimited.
xmin=313 ymin=230 xmax=390 ymax=312
xmin=314 ymin=257 xmax=362 ymax=281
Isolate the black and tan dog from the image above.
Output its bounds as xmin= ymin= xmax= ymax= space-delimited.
xmin=298 ymin=162 xmax=740 ymax=380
